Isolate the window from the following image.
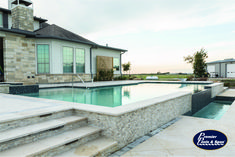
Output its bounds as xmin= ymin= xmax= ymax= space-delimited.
xmin=0 ymin=13 xmax=3 ymax=27
xmin=63 ymin=47 xmax=74 ymax=73
xmin=76 ymin=48 xmax=85 ymax=73
xmin=113 ymin=58 xmax=120 ymax=71
xmin=37 ymin=45 xmax=50 ymax=74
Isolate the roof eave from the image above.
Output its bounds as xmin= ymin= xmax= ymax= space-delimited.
xmin=0 ymin=7 xmax=11 ymax=13
xmin=35 ymin=36 xmax=128 ymax=52
xmin=207 ymin=60 xmax=235 ymax=64
xmin=0 ymin=27 xmax=35 ymax=36
xmin=97 ymin=45 xmax=128 ymax=52
xmin=33 ymin=17 xmax=48 ymax=23
xmin=34 ymin=35 xmax=96 ymax=46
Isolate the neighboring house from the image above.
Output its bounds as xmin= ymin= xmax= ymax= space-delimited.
xmin=207 ymin=58 xmax=235 ymax=78
xmin=0 ymin=0 xmax=127 ymax=84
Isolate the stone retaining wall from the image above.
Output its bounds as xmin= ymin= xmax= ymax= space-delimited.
xmin=75 ymin=92 xmax=192 ymax=148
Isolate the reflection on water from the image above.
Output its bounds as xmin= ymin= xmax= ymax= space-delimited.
xmin=20 ymin=83 xmax=207 ymax=107
xmin=123 ymin=86 xmax=131 ymax=98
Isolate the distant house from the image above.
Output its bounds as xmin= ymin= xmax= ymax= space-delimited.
xmin=206 ymin=58 xmax=235 ymax=78
xmin=0 ymin=0 xmax=127 ymax=83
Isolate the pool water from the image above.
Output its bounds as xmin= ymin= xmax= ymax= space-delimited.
xmin=192 ymin=101 xmax=232 ymax=120
xmin=19 ymin=83 xmax=206 ymax=107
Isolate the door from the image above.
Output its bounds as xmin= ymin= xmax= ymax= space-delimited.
xmin=227 ymin=64 xmax=235 ymax=78
xmin=0 ymin=38 xmax=3 ymax=82
xmin=207 ymin=65 xmax=215 ymax=78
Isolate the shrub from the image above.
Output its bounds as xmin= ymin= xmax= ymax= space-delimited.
xmin=114 ymin=75 xmax=129 ymax=80
xmin=186 ymin=75 xmax=194 ymax=81
xmin=97 ymin=69 xmax=114 ymax=81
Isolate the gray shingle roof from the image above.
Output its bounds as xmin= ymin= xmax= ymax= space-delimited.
xmin=207 ymin=59 xmax=235 ymax=64
xmin=0 ymin=6 xmax=127 ymax=52
xmin=35 ymin=24 xmax=127 ymax=52
xmin=35 ymin=24 xmax=97 ymax=45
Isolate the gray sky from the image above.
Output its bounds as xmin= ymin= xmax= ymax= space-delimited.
xmin=1 ymin=0 xmax=235 ymax=73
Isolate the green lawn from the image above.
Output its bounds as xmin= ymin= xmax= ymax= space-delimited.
xmin=123 ymin=74 xmax=191 ymax=81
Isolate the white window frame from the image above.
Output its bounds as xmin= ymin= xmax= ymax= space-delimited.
xmin=62 ymin=46 xmax=74 ymax=74
xmin=75 ymin=48 xmax=86 ymax=74
xmin=62 ymin=46 xmax=86 ymax=74
xmin=113 ymin=57 xmax=120 ymax=71
xmin=36 ymin=44 xmax=50 ymax=74
xmin=0 ymin=12 xmax=3 ymax=27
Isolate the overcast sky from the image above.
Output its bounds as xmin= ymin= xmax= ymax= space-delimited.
xmin=1 ymin=0 xmax=235 ymax=73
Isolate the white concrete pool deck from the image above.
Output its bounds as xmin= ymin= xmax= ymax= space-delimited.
xmin=217 ymin=89 xmax=235 ymax=98
xmin=122 ymin=89 xmax=235 ymax=157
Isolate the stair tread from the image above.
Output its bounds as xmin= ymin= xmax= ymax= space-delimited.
xmin=56 ymin=137 xmax=118 ymax=157
xmin=0 ymin=126 xmax=101 ymax=157
xmin=0 ymin=116 xmax=87 ymax=143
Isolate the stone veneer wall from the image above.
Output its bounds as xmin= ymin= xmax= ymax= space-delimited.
xmin=9 ymin=85 xmax=39 ymax=94
xmin=4 ymin=34 xmax=36 ymax=84
xmin=75 ymin=93 xmax=192 ymax=148
xmin=11 ymin=6 xmax=34 ymax=31
xmin=0 ymin=85 xmax=10 ymax=94
xmin=35 ymin=74 xmax=92 ymax=84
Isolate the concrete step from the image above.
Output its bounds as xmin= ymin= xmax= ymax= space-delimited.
xmin=0 ymin=109 xmax=74 ymax=132
xmin=0 ymin=126 xmax=102 ymax=157
xmin=56 ymin=137 xmax=118 ymax=157
xmin=0 ymin=116 xmax=87 ymax=151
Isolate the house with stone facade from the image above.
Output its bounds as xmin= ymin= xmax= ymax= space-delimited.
xmin=0 ymin=0 xmax=127 ymax=84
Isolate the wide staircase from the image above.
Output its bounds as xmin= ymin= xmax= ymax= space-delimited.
xmin=0 ymin=109 xmax=118 ymax=157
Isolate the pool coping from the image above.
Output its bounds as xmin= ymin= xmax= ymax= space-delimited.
xmin=22 ymin=80 xmax=211 ymax=116
xmin=0 ymin=90 xmax=192 ymax=122
xmin=39 ymin=80 xmax=213 ymax=89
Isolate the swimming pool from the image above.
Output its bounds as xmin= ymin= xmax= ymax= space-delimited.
xmin=192 ymin=100 xmax=233 ymax=120
xmin=19 ymin=83 xmax=207 ymax=107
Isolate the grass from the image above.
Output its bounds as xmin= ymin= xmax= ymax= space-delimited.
xmin=123 ymin=74 xmax=191 ymax=81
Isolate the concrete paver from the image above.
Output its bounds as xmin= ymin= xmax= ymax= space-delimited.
xmin=217 ymin=89 xmax=235 ymax=97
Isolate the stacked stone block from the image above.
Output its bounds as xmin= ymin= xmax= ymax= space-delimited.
xmin=4 ymin=34 xmax=36 ymax=84
xmin=11 ymin=5 xmax=34 ymax=32
xmin=36 ymin=74 xmax=92 ymax=84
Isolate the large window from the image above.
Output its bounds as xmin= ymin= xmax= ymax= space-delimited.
xmin=37 ymin=45 xmax=50 ymax=74
xmin=113 ymin=58 xmax=120 ymax=71
xmin=63 ymin=47 xmax=74 ymax=73
xmin=0 ymin=13 xmax=3 ymax=27
xmin=76 ymin=48 xmax=85 ymax=73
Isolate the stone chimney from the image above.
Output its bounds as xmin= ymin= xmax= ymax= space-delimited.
xmin=10 ymin=0 xmax=34 ymax=32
